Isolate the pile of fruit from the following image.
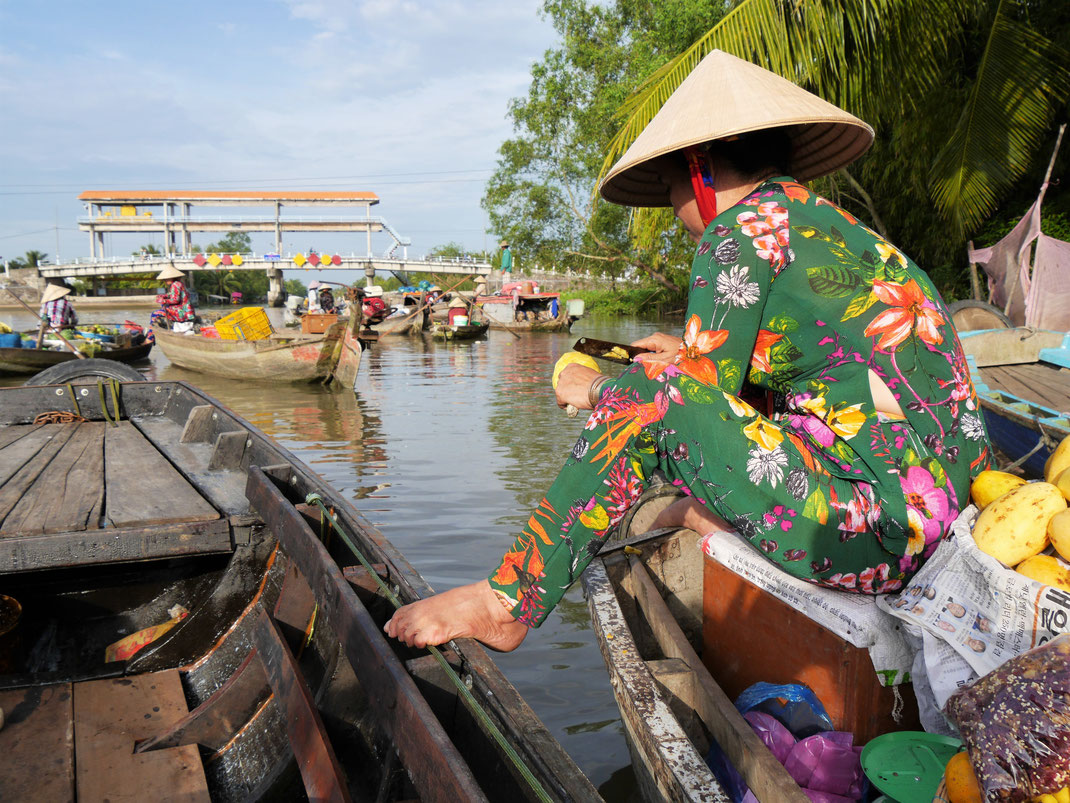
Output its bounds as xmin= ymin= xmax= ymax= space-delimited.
xmin=78 ymin=325 xmax=116 ymax=337
xmin=969 ymin=434 xmax=1070 ymax=590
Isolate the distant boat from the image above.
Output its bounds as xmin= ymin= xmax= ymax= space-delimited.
xmin=477 ymin=292 xmax=583 ymax=333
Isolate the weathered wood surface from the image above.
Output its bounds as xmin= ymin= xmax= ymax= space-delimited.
xmin=0 ymin=518 xmax=232 ymax=573
xmin=104 ymin=420 xmax=219 ymax=527
xmin=0 ymin=683 xmax=75 ymax=802
xmin=252 ymin=607 xmax=352 ymax=803
xmin=245 ymin=466 xmax=490 ymax=803
xmin=626 ymin=554 xmax=809 ymax=803
xmin=0 ymin=424 xmax=39 ymax=451
xmin=0 ymin=423 xmax=78 ymax=525
xmin=1 ymin=421 xmax=105 ymax=535
xmin=208 ymin=430 xmax=249 ymax=470
xmin=74 ymin=669 xmax=210 ymax=802
xmin=180 ymin=404 xmax=216 ymax=443
xmin=980 ymin=362 xmax=1070 ymax=411
xmin=136 ymin=651 xmax=270 ymax=753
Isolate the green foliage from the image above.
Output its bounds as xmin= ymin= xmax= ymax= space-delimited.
xmin=482 ymin=0 xmax=727 ymax=291
xmin=561 ymin=285 xmax=684 ymax=316
xmin=131 ymin=243 xmax=163 ymax=257
xmin=284 ymin=278 xmax=307 ymax=297
xmin=21 ymin=250 xmax=47 ymax=267
xmin=206 ymin=232 xmax=253 ymax=254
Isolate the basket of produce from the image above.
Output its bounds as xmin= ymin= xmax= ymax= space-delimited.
xmin=215 ymin=307 xmax=273 ymax=341
xmin=76 ymin=325 xmax=117 ymax=342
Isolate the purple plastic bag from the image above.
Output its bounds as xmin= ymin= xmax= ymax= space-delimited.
xmin=744 ymin=711 xmax=796 ymax=764
xmin=783 ymin=732 xmax=864 ymax=798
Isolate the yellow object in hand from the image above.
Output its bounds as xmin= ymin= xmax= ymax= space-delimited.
xmin=552 ymin=352 xmax=599 ymax=389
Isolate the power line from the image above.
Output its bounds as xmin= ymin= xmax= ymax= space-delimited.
xmin=0 ymin=167 xmax=496 ymax=191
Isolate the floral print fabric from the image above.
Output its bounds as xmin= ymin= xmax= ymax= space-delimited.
xmin=489 ymin=177 xmax=991 ymax=627
xmin=152 ymin=280 xmax=195 ymax=324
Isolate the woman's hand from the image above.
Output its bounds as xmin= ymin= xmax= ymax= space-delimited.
xmin=384 ymin=579 xmax=528 ymax=652
xmin=555 ymin=363 xmax=604 ymax=410
xmin=631 ymin=332 xmax=682 ymax=364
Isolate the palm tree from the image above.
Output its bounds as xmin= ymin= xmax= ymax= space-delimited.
xmin=23 ymin=250 xmax=48 ymax=267
xmin=600 ymin=0 xmax=1070 ymax=238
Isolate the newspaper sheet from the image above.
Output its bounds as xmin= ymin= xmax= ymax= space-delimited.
xmin=876 ymin=505 xmax=1070 ymax=707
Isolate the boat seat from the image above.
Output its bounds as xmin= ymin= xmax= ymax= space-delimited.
xmin=0 ymin=683 xmax=76 ymax=801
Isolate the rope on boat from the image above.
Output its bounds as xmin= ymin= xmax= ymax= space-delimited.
xmin=304 ymin=492 xmax=554 ymax=803
xmin=97 ymin=379 xmax=122 ymax=427
xmin=65 ymin=383 xmax=81 ymax=418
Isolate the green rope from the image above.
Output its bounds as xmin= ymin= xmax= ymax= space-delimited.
xmin=304 ymin=492 xmax=554 ymax=803
xmin=97 ymin=381 xmax=114 ymax=426
xmin=64 ymin=383 xmax=81 ymax=418
xmin=109 ymin=378 xmax=122 ymax=423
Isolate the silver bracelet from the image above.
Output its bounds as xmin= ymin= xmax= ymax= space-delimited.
xmin=588 ymin=375 xmax=611 ymax=407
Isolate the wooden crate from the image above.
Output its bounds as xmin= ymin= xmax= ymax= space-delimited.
xmin=701 ymin=555 xmax=919 ymax=743
xmin=301 ymin=313 xmax=338 ymax=334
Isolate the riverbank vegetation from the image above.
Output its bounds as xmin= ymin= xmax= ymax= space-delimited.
xmin=484 ymin=0 xmax=1070 ymax=302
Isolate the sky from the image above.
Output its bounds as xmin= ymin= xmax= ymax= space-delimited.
xmin=0 ymin=0 xmax=559 ymax=275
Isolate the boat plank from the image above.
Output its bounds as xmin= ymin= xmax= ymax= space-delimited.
xmin=0 ymin=423 xmax=79 ymax=525
xmin=74 ymin=669 xmax=210 ymax=802
xmin=104 ymin=420 xmax=219 ymax=527
xmin=245 ymin=466 xmax=490 ymax=803
xmin=0 ymin=683 xmax=75 ymax=803
xmin=1 ymin=422 xmax=105 ymax=535
xmin=135 ymin=651 xmax=270 ymax=753
xmin=0 ymin=518 xmax=231 ymax=573
xmin=0 ymin=424 xmax=65 ymax=488
xmin=627 ymin=554 xmax=810 ymax=803
xmin=252 ymin=607 xmax=352 ymax=803
xmin=981 ymin=364 xmax=1070 ymax=410
xmin=0 ymin=423 xmax=40 ymax=451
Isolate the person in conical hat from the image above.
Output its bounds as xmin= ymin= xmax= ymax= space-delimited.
xmin=499 ymin=240 xmax=513 ymax=274
xmin=384 ymin=51 xmax=991 ymax=653
xmin=39 ymin=282 xmax=77 ymax=329
xmin=151 ymin=264 xmax=196 ymax=327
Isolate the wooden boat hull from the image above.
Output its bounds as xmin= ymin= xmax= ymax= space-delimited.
xmin=0 ymin=380 xmax=598 ymax=802
xmin=0 ymin=342 xmax=153 ymax=376
xmin=487 ymin=316 xmax=574 ymax=333
xmin=960 ymin=328 xmax=1070 ymax=477
xmin=583 ymin=492 xmax=809 ymax=803
xmin=373 ymin=309 xmax=427 ymax=336
xmin=430 ymin=321 xmax=490 ymax=340
xmin=155 ymin=325 xmax=345 ymax=382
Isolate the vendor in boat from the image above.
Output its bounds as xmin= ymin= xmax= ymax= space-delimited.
xmin=307 ymin=280 xmax=323 ymax=313
xmin=318 ymin=284 xmax=337 ymax=314
xmin=39 ymin=282 xmax=77 ymax=329
xmin=385 ymin=50 xmax=992 ymax=651
xmin=150 ymin=264 xmax=196 ymax=328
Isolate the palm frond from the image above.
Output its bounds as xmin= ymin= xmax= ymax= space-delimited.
xmin=930 ymin=0 xmax=1070 ymax=234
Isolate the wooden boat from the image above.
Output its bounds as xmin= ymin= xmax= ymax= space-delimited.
xmin=155 ymin=314 xmax=362 ymax=386
xmin=0 ymin=341 xmax=153 ymax=377
xmin=373 ymin=308 xmax=427 ymax=336
xmin=959 ymin=327 xmax=1070 ymax=477
xmin=477 ymin=293 xmax=581 ymax=333
xmin=0 ymin=379 xmax=600 ymax=802
xmin=429 ymin=320 xmax=490 ymax=341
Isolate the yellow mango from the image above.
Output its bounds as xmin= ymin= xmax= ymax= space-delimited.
xmin=970 ymin=470 xmax=1027 ymax=509
xmin=551 ymin=352 xmax=599 ymax=389
xmin=1016 ymin=554 xmax=1070 ymax=591
xmin=1055 ymin=467 xmax=1070 ymax=503
xmin=973 ymin=482 xmax=1065 ymax=566
xmin=1045 ymin=434 xmax=1070 ymax=484
xmin=1049 ymin=509 xmax=1070 ymax=563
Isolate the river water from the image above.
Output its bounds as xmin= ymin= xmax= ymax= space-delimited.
xmin=0 ymin=303 xmax=665 ymax=799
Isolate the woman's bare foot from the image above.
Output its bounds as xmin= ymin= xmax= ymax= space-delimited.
xmin=652 ymin=497 xmax=732 ymax=535
xmin=384 ymin=579 xmax=529 ymax=651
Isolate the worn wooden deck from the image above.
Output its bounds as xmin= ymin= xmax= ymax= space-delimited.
xmin=979 ymin=361 xmax=1070 ymax=411
xmin=0 ymin=420 xmax=226 ymax=572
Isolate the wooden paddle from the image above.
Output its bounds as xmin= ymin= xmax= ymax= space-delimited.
xmin=4 ymin=288 xmax=85 ymax=358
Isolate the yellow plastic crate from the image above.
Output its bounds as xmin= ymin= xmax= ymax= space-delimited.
xmin=214 ymin=307 xmax=273 ymax=341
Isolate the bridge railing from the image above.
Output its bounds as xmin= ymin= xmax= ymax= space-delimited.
xmin=76 ymin=214 xmax=393 ymax=225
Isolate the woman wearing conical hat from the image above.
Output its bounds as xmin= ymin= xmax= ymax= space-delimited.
xmin=151 ymin=264 xmax=196 ymax=328
xmin=385 ymin=51 xmax=991 ymax=652
xmin=39 ymin=282 xmax=78 ymax=330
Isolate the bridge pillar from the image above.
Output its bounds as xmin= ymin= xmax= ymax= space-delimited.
xmin=363 ymin=264 xmax=376 ymax=287
xmin=266 ymin=267 xmax=285 ymax=307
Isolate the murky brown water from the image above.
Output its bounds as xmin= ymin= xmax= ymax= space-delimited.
xmin=0 ymin=303 xmax=664 ymax=798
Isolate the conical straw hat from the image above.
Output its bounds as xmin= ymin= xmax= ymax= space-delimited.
xmin=600 ymin=50 xmax=874 ymax=207
xmin=156 ymin=264 xmax=185 ymax=281
xmin=40 ymin=284 xmax=71 ymax=304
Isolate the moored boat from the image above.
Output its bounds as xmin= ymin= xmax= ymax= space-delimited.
xmin=0 ymin=340 xmax=153 ymax=376
xmin=477 ymin=292 xmax=583 ymax=333
xmin=0 ymin=379 xmax=600 ymax=802
xmin=959 ymin=326 xmax=1070 ymax=477
xmin=429 ymin=320 xmax=490 ymax=341
xmin=155 ymin=316 xmax=360 ymax=385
